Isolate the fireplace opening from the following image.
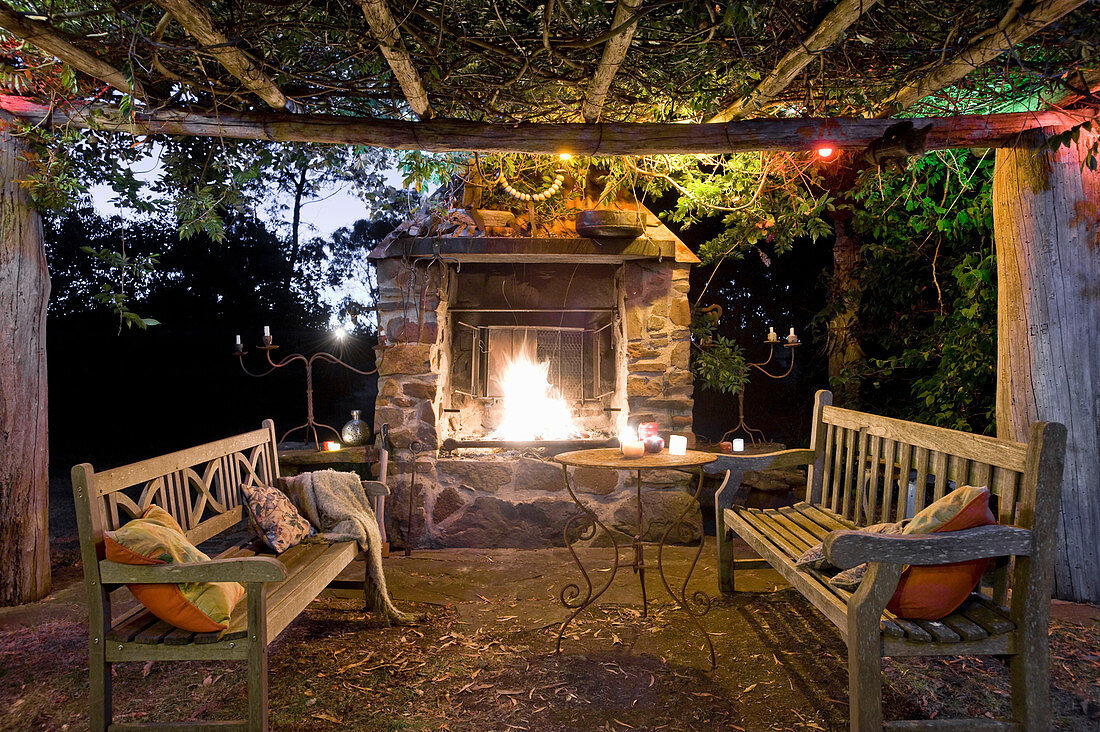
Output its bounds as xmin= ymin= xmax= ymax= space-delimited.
xmin=440 ymin=263 xmax=623 ymax=446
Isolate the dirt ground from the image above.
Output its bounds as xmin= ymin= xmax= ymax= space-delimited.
xmin=2 ymin=541 xmax=1098 ymax=731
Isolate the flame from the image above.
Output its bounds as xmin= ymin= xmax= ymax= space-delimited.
xmin=490 ymin=354 xmax=579 ymax=441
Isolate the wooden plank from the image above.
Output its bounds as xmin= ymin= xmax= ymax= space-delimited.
xmin=99 ymin=556 xmax=285 ymax=584
xmin=971 ymin=461 xmax=993 ymax=492
xmin=931 ymin=450 xmax=949 ymax=502
xmin=879 ymin=439 xmax=896 ymax=524
xmin=2 ymin=96 xmax=1096 ymax=156
xmin=264 ymin=541 xmax=358 ymax=640
xmin=841 ymin=427 xmax=859 ymax=519
xmin=882 ymin=720 xmax=1018 ymax=730
xmin=109 ymin=721 xmax=248 ymax=731
xmin=822 ymin=405 xmax=1028 ymax=472
xmin=778 ymin=505 xmax=832 ymax=542
xmin=820 ymin=423 xmax=837 ymax=508
xmin=798 ymin=502 xmax=857 ymax=532
xmin=914 ymin=619 xmax=962 ymax=643
xmin=107 ymin=609 xmax=162 ymax=643
xmin=829 ymin=426 xmax=846 ymax=513
xmin=105 ymin=640 xmax=249 ymax=662
xmin=135 ymin=618 xmax=178 ymax=644
xmin=883 ymin=633 xmax=1013 ymax=657
xmin=895 ymin=442 xmax=913 ymax=521
xmin=93 ymin=428 xmax=272 ymax=495
xmin=186 ymin=506 xmax=244 ymax=547
xmin=939 ymin=612 xmax=989 ymax=641
xmin=959 ymin=598 xmax=1016 ymax=636
xmin=913 ymin=447 xmax=930 ymax=514
xmin=864 ymin=433 xmax=883 ymax=524
xmin=742 ymin=509 xmax=811 ymax=557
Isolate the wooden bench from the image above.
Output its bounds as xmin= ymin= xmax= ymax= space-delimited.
xmin=708 ymin=390 xmax=1066 ymax=731
xmin=72 ymin=420 xmax=392 ymax=731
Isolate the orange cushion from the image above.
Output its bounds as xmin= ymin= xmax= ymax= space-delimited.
xmin=104 ymin=506 xmax=245 ymax=633
xmin=886 ymin=486 xmax=996 ymax=620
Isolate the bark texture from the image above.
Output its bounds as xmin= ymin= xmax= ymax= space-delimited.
xmin=826 ymin=212 xmax=864 ymax=406
xmin=993 ymin=128 xmax=1100 ymax=603
xmin=0 ymin=117 xmax=50 ymax=604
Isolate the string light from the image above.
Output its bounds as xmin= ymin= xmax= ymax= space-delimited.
xmin=497 ymin=167 xmax=566 ymax=202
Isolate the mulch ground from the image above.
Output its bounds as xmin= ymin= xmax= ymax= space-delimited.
xmin=1 ymin=546 xmax=1097 ymax=731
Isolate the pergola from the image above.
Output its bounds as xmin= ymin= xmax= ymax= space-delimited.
xmin=0 ymin=0 xmax=1097 ymax=605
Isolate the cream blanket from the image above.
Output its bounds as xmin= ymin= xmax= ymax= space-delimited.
xmin=279 ymin=469 xmax=415 ymax=624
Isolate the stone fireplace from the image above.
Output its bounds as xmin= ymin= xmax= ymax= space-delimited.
xmin=369 ymin=188 xmax=699 ymax=549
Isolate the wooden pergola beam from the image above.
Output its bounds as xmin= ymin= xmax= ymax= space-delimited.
xmin=878 ymin=0 xmax=1088 ymax=115
xmin=581 ymin=0 xmax=644 ymax=123
xmin=1052 ymin=67 xmax=1100 ymax=108
xmin=709 ymin=0 xmax=882 ymax=123
xmin=355 ymin=0 xmax=432 ymax=119
xmin=1 ymin=96 xmax=1093 ymax=155
xmin=0 ymin=3 xmax=142 ymax=97
xmin=153 ymin=0 xmax=293 ymax=111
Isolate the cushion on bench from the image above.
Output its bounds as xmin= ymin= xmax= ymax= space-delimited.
xmin=241 ymin=482 xmax=316 ymax=554
xmin=886 ymin=485 xmax=995 ymax=619
xmin=104 ymin=506 xmax=245 ymax=632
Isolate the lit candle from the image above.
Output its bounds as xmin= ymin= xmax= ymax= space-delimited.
xmin=788 ymin=327 xmax=798 ymax=344
xmin=323 ymin=441 xmax=341 ymax=452
xmin=235 ymin=334 xmax=241 ymax=345
xmin=621 ymin=441 xmax=645 ymax=458
xmin=263 ymin=325 xmax=271 ymax=337
xmin=669 ymin=434 xmax=687 ymax=456
xmin=732 ymin=438 xmax=745 ymax=452
xmin=767 ymin=327 xmax=778 ymax=342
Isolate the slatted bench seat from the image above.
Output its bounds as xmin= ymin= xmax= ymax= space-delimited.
xmin=72 ymin=420 xmax=390 ymax=731
xmin=708 ymin=390 xmax=1066 ymax=731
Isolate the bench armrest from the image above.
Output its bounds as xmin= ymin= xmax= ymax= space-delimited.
xmin=362 ymin=479 xmax=390 ymax=497
xmin=823 ymin=525 xmax=1033 ymax=570
xmin=704 ymin=448 xmax=816 ymax=475
xmin=99 ymin=556 xmax=288 ymax=584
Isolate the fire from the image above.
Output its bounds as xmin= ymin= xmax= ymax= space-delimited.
xmin=491 ymin=354 xmax=579 ymax=441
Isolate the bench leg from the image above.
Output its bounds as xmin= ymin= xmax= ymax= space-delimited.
xmin=713 ymin=470 xmax=737 ymax=595
xmin=845 ymin=561 xmax=902 ymax=732
xmin=89 ymin=644 xmax=111 ymax=731
xmin=1009 ymin=640 xmax=1050 ymax=728
xmin=246 ymin=583 xmax=269 ymax=732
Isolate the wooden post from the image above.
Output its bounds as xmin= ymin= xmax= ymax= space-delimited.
xmin=0 ymin=114 xmax=50 ymax=605
xmin=993 ymin=128 xmax=1100 ymax=604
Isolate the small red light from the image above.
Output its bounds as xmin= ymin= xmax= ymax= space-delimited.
xmin=818 ymin=146 xmax=834 ymax=158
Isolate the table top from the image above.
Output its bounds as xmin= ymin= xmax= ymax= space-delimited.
xmin=554 ymin=448 xmax=717 ymax=470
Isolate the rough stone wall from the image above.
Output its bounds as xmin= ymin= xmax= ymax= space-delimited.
xmin=619 ymin=261 xmax=694 ymax=439
xmin=373 ymin=258 xmax=698 ymax=550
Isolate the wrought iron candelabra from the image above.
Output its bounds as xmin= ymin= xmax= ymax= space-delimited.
xmin=234 ymin=329 xmax=377 ymax=449
xmin=723 ymin=330 xmax=800 ymax=446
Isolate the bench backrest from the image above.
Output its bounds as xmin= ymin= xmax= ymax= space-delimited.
xmin=71 ymin=421 xmax=280 ymax=570
xmin=805 ymin=390 xmax=1065 ymax=605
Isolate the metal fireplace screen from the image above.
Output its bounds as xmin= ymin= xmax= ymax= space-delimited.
xmin=452 ymin=322 xmax=613 ymax=402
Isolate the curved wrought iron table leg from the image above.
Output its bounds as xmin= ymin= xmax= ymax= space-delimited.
xmin=657 ymin=466 xmax=716 ymax=669
xmin=632 ymin=469 xmax=648 ymax=617
xmin=556 ymin=464 xmax=620 ymax=654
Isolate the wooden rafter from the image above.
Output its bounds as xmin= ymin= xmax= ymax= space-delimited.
xmin=709 ymin=0 xmax=882 ymax=123
xmin=1 ymin=96 xmax=1093 ymax=155
xmin=153 ymin=0 xmax=293 ymax=111
xmin=0 ymin=3 xmax=142 ymax=97
xmin=355 ymin=0 xmax=432 ymax=120
xmin=1052 ymin=67 xmax=1100 ymax=108
xmin=580 ymin=0 xmax=644 ymax=123
xmin=877 ymin=0 xmax=1089 ymax=115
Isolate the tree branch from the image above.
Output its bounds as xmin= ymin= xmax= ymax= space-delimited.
xmin=581 ymin=0 xmax=643 ymax=123
xmin=0 ymin=2 xmax=143 ymax=97
xmin=709 ymin=0 xmax=882 ymax=123
xmin=153 ymin=0 xmax=294 ymax=111
xmin=355 ymin=0 xmax=433 ymax=120
xmin=0 ymin=96 xmax=1094 ymax=155
xmin=877 ymin=0 xmax=1089 ymax=115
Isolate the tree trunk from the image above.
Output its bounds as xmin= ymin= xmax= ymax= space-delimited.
xmin=993 ymin=128 xmax=1100 ymax=604
xmin=0 ymin=118 xmax=51 ymax=604
xmin=826 ymin=211 xmax=864 ymax=406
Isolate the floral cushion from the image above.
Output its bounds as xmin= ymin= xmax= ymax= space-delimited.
xmin=241 ymin=483 xmax=315 ymax=554
xmin=104 ymin=506 xmax=244 ymax=633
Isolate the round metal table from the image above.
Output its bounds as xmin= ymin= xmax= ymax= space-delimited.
xmin=553 ymin=448 xmax=718 ymax=668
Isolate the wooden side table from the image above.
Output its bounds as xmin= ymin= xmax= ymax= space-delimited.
xmin=554 ymin=448 xmax=719 ymax=668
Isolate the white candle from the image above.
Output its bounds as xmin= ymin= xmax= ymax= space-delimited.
xmin=235 ymin=334 xmax=241 ymax=345
xmin=788 ymin=327 xmax=798 ymax=343
xmin=767 ymin=326 xmax=778 ymax=342
xmin=669 ymin=434 xmax=687 ymax=456
xmin=621 ymin=441 xmax=645 ymax=458
xmin=263 ymin=325 xmax=271 ymax=337
xmin=732 ymin=438 xmax=745 ymax=452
